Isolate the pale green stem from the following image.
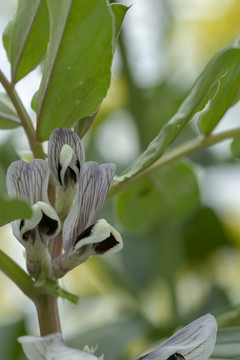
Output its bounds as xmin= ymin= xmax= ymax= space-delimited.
xmin=108 ymin=127 xmax=240 ymax=198
xmin=0 ymin=70 xmax=45 ymax=159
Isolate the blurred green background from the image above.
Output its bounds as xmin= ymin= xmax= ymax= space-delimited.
xmin=1 ymin=0 xmax=240 ymax=359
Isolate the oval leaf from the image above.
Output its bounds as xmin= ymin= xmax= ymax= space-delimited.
xmin=3 ymin=0 xmax=49 ymax=83
xmin=36 ymin=0 xmax=115 ymax=141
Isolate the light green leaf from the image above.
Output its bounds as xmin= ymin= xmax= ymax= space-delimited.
xmin=118 ymin=41 xmax=240 ymax=182
xmin=3 ymin=0 xmax=49 ymax=83
xmin=116 ymin=160 xmax=200 ymax=232
xmin=0 ymin=195 xmax=32 ymax=227
xmin=36 ymin=0 xmax=115 ymax=141
xmin=0 ymin=93 xmax=21 ymax=129
xmin=211 ymin=326 xmax=240 ymax=360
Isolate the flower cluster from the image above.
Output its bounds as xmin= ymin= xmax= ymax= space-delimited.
xmin=18 ymin=313 xmax=217 ymax=360
xmin=7 ymin=128 xmax=123 ymax=280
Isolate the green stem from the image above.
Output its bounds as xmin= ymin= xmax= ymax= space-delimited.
xmin=108 ymin=127 xmax=240 ymax=198
xmin=0 ymin=249 xmax=37 ymax=300
xmin=35 ymin=294 xmax=62 ymax=335
xmin=0 ymin=70 xmax=45 ymax=159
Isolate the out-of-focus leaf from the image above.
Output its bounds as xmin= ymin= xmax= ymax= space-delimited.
xmin=117 ymin=41 xmax=240 ymax=182
xmin=68 ymin=315 xmax=148 ymax=360
xmin=0 ymin=93 xmax=21 ymax=129
xmin=36 ymin=0 xmax=123 ymax=141
xmin=183 ymin=207 xmax=230 ymax=261
xmin=0 ymin=196 xmax=32 ymax=227
xmin=116 ymin=160 xmax=200 ymax=232
xmin=231 ymin=135 xmax=240 ymax=158
xmin=3 ymin=0 xmax=49 ymax=83
xmin=0 ymin=318 xmax=27 ymax=360
xmin=211 ymin=326 xmax=240 ymax=360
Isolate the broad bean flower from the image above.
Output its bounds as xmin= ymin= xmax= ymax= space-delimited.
xmin=7 ymin=128 xmax=123 ymax=280
xmin=18 ymin=313 xmax=217 ymax=360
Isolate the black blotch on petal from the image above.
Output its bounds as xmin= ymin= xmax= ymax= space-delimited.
xmin=38 ymin=212 xmax=58 ymax=236
xmin=93 ymin=233 xmax=119 ymax=255
xmin=58 ymin=163 xmax=63 ymax=185
xmin=167 ymin=354 xmax=185 ymax=360
xmin=76 ymin=159 xmax=80 ymax=172
xmin=74 ymin=223 xmax=95 ymax=247
xmin=20 ymin=219 xmax=24 ymax=230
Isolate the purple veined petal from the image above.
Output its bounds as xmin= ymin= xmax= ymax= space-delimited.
xmin=6 ymin=159 xmax=49 ymax=204
xmin=136 ymin=314 xmax=217 ymax=360
xmin=18 ymin=333 xmax=99 ymax=360
xmin=62 ymin=161 xmax=116 ymax=250
xmin=48 ymin=128 xmax=85 ymax=187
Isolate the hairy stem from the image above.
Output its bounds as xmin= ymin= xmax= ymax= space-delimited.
xmin=0 ymin=70 xmax=45 ymax=159
xmin=109 ymin=127 xmax=240 ymax=198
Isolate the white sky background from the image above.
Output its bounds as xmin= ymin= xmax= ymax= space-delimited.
xmin=1 ymin=0 xmax=240 ymax=263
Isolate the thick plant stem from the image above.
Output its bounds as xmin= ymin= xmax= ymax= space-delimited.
xmin=35 ymin=294 xmax=62 ymax=335
xmin=108 ymin=127 xmax=240 ymax=198
xmin=34 ymin=287 xmax=62 ymax=335
xmin=0 ymin=249 xmax=37 ymax=300
xmin=0 ymin=70 xmax=45 ymax=159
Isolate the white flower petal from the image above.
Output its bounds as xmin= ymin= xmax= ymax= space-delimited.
xmin=137 ymin=314 xmax=217 ymax=360
xmin=6 ymin=159 xmax=49 ymax=204
xmin=63 ymin=161 xmax=116 ymax=250
xmin=18 ymin=333 xmax=99 ymax=360
xmin=48 ymin=128 xmax=85 ymax=187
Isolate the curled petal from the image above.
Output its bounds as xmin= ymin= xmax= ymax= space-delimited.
xmin=63 ymin=161 xmax=116 ymax=250
xmin=75 ymin=219 xmax=123 ymax=256
xmin=48 ymin=128 xmax=85 ymax=188
xmin=18 ymin=333 xmax=99 ymax=360
xmin=20 ymin=201 xmax=61 ymax=243
xmin=6 ymin=159 xmax=49 ymax=204
xmin=137 ymin=314 xmax=217 ymax=360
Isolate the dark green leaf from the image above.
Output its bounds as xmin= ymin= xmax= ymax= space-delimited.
xmin=0 ymin=318 xmax=27 ymax=360
xmin=36 ymin=0 xmax=115 ymax=141
xmin=116 ymin=160 xmax=200 ymax=232
xmin=0 ymin=93 xmax=21 ymax=129
xmin=211 ymin=326 xmax=240 ymax=360
xmin=183 ymin=207 xmax=230 ymax=261
xmin=3 ymin=0 xmax=49 ymax=83
xmin=117 ymin=41 xmax=240 ymax=182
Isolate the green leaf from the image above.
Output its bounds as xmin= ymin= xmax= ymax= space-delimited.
xmin=198 ymin=58 xmax=240 ymax=134
xmin=183 ymin=207 xmax=230 ymax=261
xmin=0 ymin=196 xmax=32 ymax=227
xmin=36 ymin=0 xmax=116 ymax=141
xmin=118 ymin=41 xmax=240 ymax=182
xmin=211 ymin=326 xmax=240 ymax=360
xmin=3 ymin=0 xmax=49 ymax=83
xmin=0 ymin=93 xmax=21 ymax=129
xmin=109 ymin=3 xmax=129 ymax=45
xmin=116 ymin=160 xmax=200 ymax=232
xmin=0 ymin=318 xmax=27 ymax=360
